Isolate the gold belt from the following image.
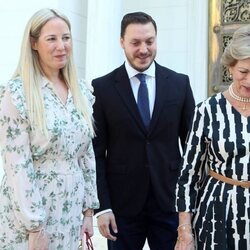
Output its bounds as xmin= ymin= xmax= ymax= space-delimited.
xmin=209 ymin=169 xmax=250 ymax=188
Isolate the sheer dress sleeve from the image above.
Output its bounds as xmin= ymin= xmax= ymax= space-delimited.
xmin=0 ymin=79 xmax=46 ymax=231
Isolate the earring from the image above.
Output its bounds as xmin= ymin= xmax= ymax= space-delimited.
xmin=229 ymin=72 xmax=232 ymax=80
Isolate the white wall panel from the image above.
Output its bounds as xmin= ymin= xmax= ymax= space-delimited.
xmin=85 ymin=0 xmax=123 ymax=84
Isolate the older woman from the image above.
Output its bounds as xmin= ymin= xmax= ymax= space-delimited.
xmin=175 ymin=25 xmax=250 ymax=250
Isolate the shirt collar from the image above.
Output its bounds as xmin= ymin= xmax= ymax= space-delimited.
xmin=41 ymin=77 xmax=49 ymax=88
xmin=125 ymin=60 xmax=155 ymax=79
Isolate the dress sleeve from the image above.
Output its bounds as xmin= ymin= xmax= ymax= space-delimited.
xmin=81 ymin=140 xmax=99 ymax=211
xmin=79 ymin=79 xmax=95 ymax=107
xmin=0 ymin=79 xmax=46 ymax=231
xmin=78 ymin=79 xmax=99 ymax=210
xmin=176 ymin=102 xmax=210 ymax=213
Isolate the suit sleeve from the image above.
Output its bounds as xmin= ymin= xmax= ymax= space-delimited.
xmin=92 ymin=80 xmax=112 ymax=212
xmin=179 ymin=76 xmax=195 ymax=149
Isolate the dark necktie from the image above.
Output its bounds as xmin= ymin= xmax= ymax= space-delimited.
xmin=136 ymin=73 xmax=150 ymax=129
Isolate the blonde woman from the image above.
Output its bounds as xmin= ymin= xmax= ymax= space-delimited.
xmin=0 ymin=8 xmax=99 ymax=249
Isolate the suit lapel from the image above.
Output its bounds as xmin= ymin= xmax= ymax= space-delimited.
xmin=148 ymin=64 xmax=170 ymax=134
xmin=114 ymin=65 xmax=147 ymax=133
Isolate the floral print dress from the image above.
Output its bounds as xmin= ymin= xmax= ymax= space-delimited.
xmin=0 ymin=77 xmax=99 ymax=250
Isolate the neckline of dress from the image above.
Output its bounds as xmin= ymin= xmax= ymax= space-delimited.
xmin=221 ymin=92 xmax=250 ymax=119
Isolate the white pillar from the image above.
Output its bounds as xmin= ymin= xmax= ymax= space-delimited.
xmin=85 ymin=0 xmax=123 ymax=84
xmin=186 ymin=0 xmax=209 ymax=103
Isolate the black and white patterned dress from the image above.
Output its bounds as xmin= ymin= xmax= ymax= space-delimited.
xmin=176 ymin=93 xmax=250 ymax=250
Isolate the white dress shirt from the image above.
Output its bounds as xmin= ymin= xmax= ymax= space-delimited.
xmin=125 ymin=60 xmax=156 ymax=117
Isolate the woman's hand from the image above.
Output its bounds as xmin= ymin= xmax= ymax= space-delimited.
xmin=28 ymin=229 xmax=49 ymax=250
xmin=175 ymin=212 xmax=195 ymax=250
xmin=80 ymin=216 xmax=94 ymax=238
xmin=175 ymin=231 xmax=195 ymax=250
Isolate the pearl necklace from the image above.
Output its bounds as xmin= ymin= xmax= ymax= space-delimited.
xmin=228 ymin=84 xmax=250 ymax=110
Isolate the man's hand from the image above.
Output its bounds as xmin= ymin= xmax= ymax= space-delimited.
xmin=97 ymin=212 xmax=118 ymax=241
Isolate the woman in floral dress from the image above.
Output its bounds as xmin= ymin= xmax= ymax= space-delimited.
xmin=0 ymin=8 xmax=99 ymax=249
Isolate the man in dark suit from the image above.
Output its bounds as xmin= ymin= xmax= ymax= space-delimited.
xmin=92 ymin=12 xmax=195 ymax=250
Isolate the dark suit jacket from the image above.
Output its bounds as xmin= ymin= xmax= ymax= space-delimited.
xmin=92 ymin=62 xmax=195 ymax=216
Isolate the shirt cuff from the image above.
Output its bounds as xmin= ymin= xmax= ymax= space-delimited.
xmin=95 ymin=209 xmax=112 ymax=218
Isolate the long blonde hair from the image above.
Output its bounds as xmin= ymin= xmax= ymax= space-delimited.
xmin=13 ymin=8 xmax=94 ymax=136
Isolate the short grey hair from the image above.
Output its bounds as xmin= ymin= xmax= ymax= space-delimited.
xmin=221 ymin=24 xmax=250 ymax=67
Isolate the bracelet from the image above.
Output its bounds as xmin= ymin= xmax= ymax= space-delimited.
xmin=29 ymin=229 xmax=41 ymax=233
xmin=177 ymin=233 xmax=194 ymax=244
xmin=28 ymin=226 xmax=45 ymax=234
xmin=83 ymin=209 xmax=94 ymax=217
xmin=177 ymin=223 xmax=192 ymax=231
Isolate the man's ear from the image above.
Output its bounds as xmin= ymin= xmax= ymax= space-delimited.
xmin=120 ymin=37 xmax=124 ymax=49
xmin=30 ymin=37 xmax=37 ymax=50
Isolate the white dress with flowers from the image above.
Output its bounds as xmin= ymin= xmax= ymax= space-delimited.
xmin=0 ymin=77 xmax=99 ymax=250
